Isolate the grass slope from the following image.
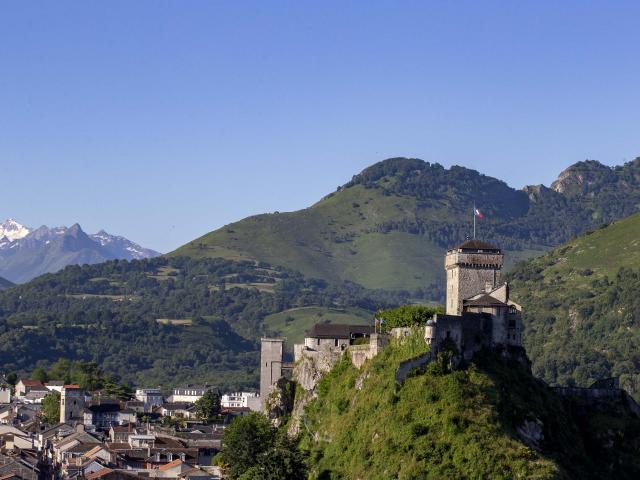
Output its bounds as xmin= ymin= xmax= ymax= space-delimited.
xmin=510 ymin=213 xmax=640 ymax=399
xmin=301 ymin=336 xmax=640 ymax=479
xmin=173 ymin=184 xmax=446 ymax=291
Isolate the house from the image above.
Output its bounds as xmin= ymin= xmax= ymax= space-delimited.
xmin=85 ymin=467 xmax=140 ymax=480
xmin=160 ymin=403 xmax=196 ymax=419
xmin=14 ymin=380 xmax=47 ymax=397
xmin=0 ymin=451 xmax=40 ymax=480
xmin=135 ymin=388 xmax=163 ymax=412
xmin=167 ymin=386 xmax=217 ymax=404
xmin=108 ymin=424 xmax=137 ymax=443
xmin=221 ymin=392 xmax=260 ymax=411
xmin=44 ymin=381 xmax=66 ymax=393
xmin=302 ymin=324 xmax=374 ymax=350
xmin=84 ymin=401 xmax=136 ymax=429
xmin=51 ymin=424 xmax=101 ymax=465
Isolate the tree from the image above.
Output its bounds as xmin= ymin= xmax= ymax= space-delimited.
xmin=32 ymin=366 xmax=49 ymax=383
xmin=220 ymin=413 xmax=306 ymax=480
xmin=42 ymin=391 xmax=60 ymax=424
xmin=219 ymin=413 xmax=275 ymax=479
xmin=195 ymin=390 xmax=221 ymax=422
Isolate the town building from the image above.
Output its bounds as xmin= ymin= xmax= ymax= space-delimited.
xmin=220 ymin=392 xmax=261 ymax=411
xmin=15 ymin=380 xmax=47 ymax=397
xmin=168 ymin=386 xmax=217 ymax=404
xmin=135 ymin=388 xmax=164 ymax=412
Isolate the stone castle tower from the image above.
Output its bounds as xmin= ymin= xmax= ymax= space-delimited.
xmin=60 ymin=385 xmax=85 ymax=423
xmin=445 ymin=239 xmax=504 ymax=315
xmin=260 ymin=338 xmax=285 ymax=406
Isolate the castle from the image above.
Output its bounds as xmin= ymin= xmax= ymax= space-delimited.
xmin=427 ymin=239 xmax=523 ymax=359
xmin=260 ymin=238 xmax=523 ymax=405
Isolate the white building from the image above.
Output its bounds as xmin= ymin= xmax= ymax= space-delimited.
xmin=221 ymin=392 xmax=261 ymax=411
xmin=168 ymin=385 xmax=217 ymax=404
xmin=135 ymin=388 xmax=163 ymax=412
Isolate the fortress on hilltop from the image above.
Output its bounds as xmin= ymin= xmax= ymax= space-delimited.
xmin=260 ymin=238 xmax=524 ymax=406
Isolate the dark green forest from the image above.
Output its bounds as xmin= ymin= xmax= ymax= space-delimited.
xmin=0 ymin=257 xmax=407 ymax=389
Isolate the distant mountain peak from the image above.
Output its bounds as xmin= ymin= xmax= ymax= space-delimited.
xmin=550 ymin=160 xmax=614 ymax=195
xmin=0 ymin=218 xmax=31 ymax=242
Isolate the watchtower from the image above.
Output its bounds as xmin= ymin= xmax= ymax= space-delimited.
xmin=260 ymin=338 xmax=285 ymax=406
xmin=445 ymin=239 xmax=503 ymax=315
xmin=60 ymin=385 xmax=85 ymax=423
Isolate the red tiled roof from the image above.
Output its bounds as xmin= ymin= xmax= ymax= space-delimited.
xmin=19 ymin=379 xmax=44 ymax=387
xmin=159 ymin=459 xmax=183 ymax=471
xmin=85 ymin=468 xmax=114 ymax=480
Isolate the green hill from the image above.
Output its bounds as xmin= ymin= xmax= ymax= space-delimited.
xmin=510 ymin=213 xmax=640 ymax=400
xmin=300 ymin=335 xmax=640 ymax=479
xmin=172 ymin=157 xmax=640 ymax=294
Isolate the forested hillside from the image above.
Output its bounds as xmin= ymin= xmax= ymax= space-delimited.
xmin=0 ymin=257 xmax=406 ymax=389
xmin=301 ymin=335 xmax=640 ymax=479
xmin=510 ymin=213 xmax=640 ymax=401
xmin=173 ymin=157 xmax=640 ymax=293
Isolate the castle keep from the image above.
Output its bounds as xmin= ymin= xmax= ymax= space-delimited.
xmin=429 ymin=239 xmax=523 ymax=357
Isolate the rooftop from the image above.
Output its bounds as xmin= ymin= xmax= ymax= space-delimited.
xmin=306 ymin=323 xmax=374 ymax=339
xmin=463 ymin=293 xmax=508 ymax=307
xmin=452 ymin=239 xmax=501 ymax=252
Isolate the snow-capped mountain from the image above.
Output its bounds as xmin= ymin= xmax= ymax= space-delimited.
xmin=90 ymin=230 xmax=160 ymax=260
xmin=0 ymin=218 xmax=30 ymax=242
xmin=0 ymin=219 xmax=160 ymax=283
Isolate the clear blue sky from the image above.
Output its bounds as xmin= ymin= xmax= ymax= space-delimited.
xmin=1 ymin=1 xmax=638 ymax=252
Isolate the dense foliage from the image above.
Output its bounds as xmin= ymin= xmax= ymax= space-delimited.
xmin=218 ymin=412 xmax=306 ymax=480
xmin=301 ymin=335 xmax=640 ymax=479
xmin=508 ymin=213 xmax=640 ymax=401
xmin=194 ymin=390 xmax=222 ymax=422
xmin=375 ymin=304 xmax=442 ymax=333
xmin=41 ymin=391 xmax=60 ymax=424
xmin=0 ymin=256 xmax=406 ymax=389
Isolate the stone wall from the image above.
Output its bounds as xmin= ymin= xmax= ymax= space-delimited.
xmin=348 ymin=334 xmax=389 ymax=369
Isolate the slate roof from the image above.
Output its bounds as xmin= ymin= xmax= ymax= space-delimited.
xmin=306 ymin=323 xmax=374 ymax=339
xmin=463 ymin=293 xmax=508 ymax=307
xmin=455 ymin=239 xmax=501 ymax=252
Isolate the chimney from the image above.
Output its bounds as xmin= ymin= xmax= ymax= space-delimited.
xmin=485 ymin=282 xmax=492 ymax=293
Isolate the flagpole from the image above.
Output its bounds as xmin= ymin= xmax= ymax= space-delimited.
xmin=473 ymin=203 xmax=476 ymax=239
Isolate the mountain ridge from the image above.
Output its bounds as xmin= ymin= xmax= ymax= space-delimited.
xmin=172 ymin=156 xmax=640 ymax=294
xmin=0 ymin=219 xmax=160 ymax=283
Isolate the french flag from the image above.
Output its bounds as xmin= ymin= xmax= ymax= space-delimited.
xmin=474 ymin=208 xmax=484 ymax=219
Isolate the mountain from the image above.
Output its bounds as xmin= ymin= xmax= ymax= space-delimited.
xmin=90 ymin=230 xmax=160 ymax=260
xmin=0 ymin=219 xmax=160 ymax=283
xmin=0 ymin=276 xmax=13 ymax=290
xmin=301 ymin=336 xmax=640 ymax=479
xmin=0 ymin=218 xmax=30 ymax=242
xmin=510 ymin=213 xmax=640 ymax=400
xmin=172 ymin=157 xmax=640 ymax=295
